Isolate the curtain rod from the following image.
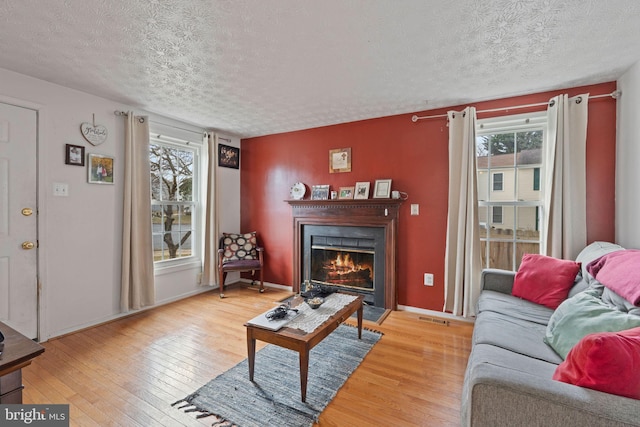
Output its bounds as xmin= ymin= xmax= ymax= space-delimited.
xmin=410 ymin=90 xmax=621 ymax=122
xmin=114 ymin=110 xmax=207 ymax=137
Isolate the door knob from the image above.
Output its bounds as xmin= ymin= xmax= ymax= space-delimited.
xmin=21 ymin=208 xmax=33 ymax=216
xmin=22 ymin=241 xmax=35 ymax=250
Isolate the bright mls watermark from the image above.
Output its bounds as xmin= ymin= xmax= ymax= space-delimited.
xmin=1 ymin=405 xmax=69 ymax=426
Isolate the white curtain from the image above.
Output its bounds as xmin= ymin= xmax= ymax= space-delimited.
xmin=542 ymin=94 xmax=589 ymax=260
xmin=444 ymin=107 xmax=483 ymax=318
xmin=202 ymin=132 xmax=219 ymax=286
xmin=121 ymin=113 xmax=155 ymax=311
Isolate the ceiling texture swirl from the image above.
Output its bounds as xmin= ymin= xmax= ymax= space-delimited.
xmin=1 ymin=0 xmax=639 ymax=137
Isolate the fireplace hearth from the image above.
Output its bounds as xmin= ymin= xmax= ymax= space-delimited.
xmin=288 ymin=199 xmax=403 ymax=310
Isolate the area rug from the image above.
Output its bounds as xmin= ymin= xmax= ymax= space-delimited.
xmin=173 ymin=324 xmax=382 ymax=427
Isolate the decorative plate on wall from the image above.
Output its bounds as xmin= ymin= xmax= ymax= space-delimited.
xmin=290 ymin=182 xmax=306 ymax=200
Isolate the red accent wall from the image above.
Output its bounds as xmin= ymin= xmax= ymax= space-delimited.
xmin=240 ymin=82 xmax=617 ymax=311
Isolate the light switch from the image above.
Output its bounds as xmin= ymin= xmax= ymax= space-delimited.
xmin=411 ymin=204 xmax=419 ymax=215
xmin=53 ymin=182 xmax=69 ymax=197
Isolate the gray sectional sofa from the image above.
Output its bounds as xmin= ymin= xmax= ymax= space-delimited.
xmin=461 ymin=242 xmax=640 ymax=426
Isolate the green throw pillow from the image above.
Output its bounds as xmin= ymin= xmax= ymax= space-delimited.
xmin=544 ymin=291 xmax=640 ymax=359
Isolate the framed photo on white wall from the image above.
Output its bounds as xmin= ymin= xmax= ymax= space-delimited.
xmin=88 ymin=153 xmax=114 ymax=184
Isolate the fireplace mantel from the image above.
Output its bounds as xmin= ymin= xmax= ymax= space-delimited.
xmin=288 ymin=199 xmax=403 ymax=309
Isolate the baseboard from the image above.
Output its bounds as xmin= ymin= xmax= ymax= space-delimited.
xmin=397 ymin=304 xmax=475 ymax=324
xmin=238 ymin=278 xmax=292 ymax=291
xmin=44 ymin=286 xmax=214 ymax=342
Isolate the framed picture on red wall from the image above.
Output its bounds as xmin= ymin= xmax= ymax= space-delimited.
xmin=329 ymin=147 xmax=351 ymax=173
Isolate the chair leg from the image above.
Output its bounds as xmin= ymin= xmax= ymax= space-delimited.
xmin=259 ymin=268 xmax=264 ymax=293
xmin=219 ymin=270 xmax=226 ymax=298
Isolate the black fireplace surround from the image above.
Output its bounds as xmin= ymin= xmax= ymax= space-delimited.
xmin=303 ymin=225 xmax=386 ymax=307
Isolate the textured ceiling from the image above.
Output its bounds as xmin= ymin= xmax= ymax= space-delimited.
xmin=1 ymin=1 xmax=639 ymax=138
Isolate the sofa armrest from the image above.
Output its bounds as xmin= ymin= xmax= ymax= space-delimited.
xmin=463 ymin=362 xmax=640 ymax=427
xmin=480 ymin=269 xmax=516 ymax=294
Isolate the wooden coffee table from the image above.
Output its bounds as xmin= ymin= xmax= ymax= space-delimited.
xmin=0 ymin=322 xmax=45 ymax=403
xmin=245 ymin=293 xmax=363 ymax=402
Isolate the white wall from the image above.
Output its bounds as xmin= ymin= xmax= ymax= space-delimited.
xmin=216 ymin=137 xmax=242 ymax=284
xmin=0 ymin=67 xmax=240 ymax=340
xmin=616 ymin=60 xmax=640 ymax=248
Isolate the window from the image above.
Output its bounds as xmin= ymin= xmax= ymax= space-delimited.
xmin=150 ymin=133 xmax=201 ymax=265
xmin=492 ymin=172 xmax=504 ymax=191
xmin=476 ymin=112 xmax=546 ymax=271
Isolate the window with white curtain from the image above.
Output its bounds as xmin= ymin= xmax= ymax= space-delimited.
xmin=149 ymin=132 xmax=202 ymax=266
xmin=476 ymin=112 xmax=546 ymax=271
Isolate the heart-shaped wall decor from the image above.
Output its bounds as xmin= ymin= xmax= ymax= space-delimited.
xmin=80 ymin=122 xmax=108 ymax=146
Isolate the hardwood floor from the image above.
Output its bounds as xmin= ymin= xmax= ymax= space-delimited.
xmin=23 ymin=285 xmax=473 ymax=426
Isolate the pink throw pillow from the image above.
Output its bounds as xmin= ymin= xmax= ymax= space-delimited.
xmin=512 ymin=254 xmax=580 ymax=309
xmin=553 ymin=327 xmax=640 ymax=400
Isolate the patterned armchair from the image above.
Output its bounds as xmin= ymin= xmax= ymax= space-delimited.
xmin=217 ymin=232 xmax=264 ymax=298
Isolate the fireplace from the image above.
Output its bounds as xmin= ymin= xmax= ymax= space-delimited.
xmin=288 ymin=199 xmax=403 ymax=310
xmin=303 ymin=224 xmax=385 ymax=307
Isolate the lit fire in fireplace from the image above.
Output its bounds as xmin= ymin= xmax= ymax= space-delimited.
xmin=311 ymin=246 xmax=374 ymax=290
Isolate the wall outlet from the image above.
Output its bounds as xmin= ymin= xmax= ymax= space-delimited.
xmin=411 ymin=204 xmax=419 ymax=215
xmin=424 ymin=273 xmax=434 ymax=286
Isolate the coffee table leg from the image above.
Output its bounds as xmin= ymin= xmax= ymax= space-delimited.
xmin=357 ymin=303 xmax=363 ymax=339
xmin=299 ymin=350 xmax=309 ymax=402
xmin=247 ymin=329 xmax=256 ymax=381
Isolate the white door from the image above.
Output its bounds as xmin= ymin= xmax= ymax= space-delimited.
xmin=0 ymin=102 xmax=38 ymax=338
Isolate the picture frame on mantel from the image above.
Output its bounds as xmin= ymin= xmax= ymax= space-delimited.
xmin=329 ymin=147 xmax=351 ymax=173
xmin=311 ymin=184 xmax=330 ymax=200
xmin=373 ymin=179 xmax=392 ymax=198
xmin=354 ymin=181 xmax=370 ymax=199
xmin=338 ymin=186 xmax=355 ymax=199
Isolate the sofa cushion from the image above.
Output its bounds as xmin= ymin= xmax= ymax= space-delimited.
xmin=468 ymin=342 xmax=559 ymax=380
xmin=512 ymin=254 xmax=581 ymax=309
xmin=544 ymin=291 xmax=640 ymax=359
xmin=477 ymin=290 xmax=555 ymax=325
xmin=587 ymin=249 xmax=640 ymax=306
xmin=553 ymin=327 xmax=640 ymax=400
xmin=575 ymin=241 xmax=624 ymax=282
xmin=221 ymin=232 xmax=258 ymax=261
xmin=473 ymin=311 xmax=563 ymax=365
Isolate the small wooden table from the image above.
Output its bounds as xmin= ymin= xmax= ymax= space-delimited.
xmin=0 ymin=322 xmax=45 ymax=403
xmin=245 ymin=293 xmax=363 ymax=402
